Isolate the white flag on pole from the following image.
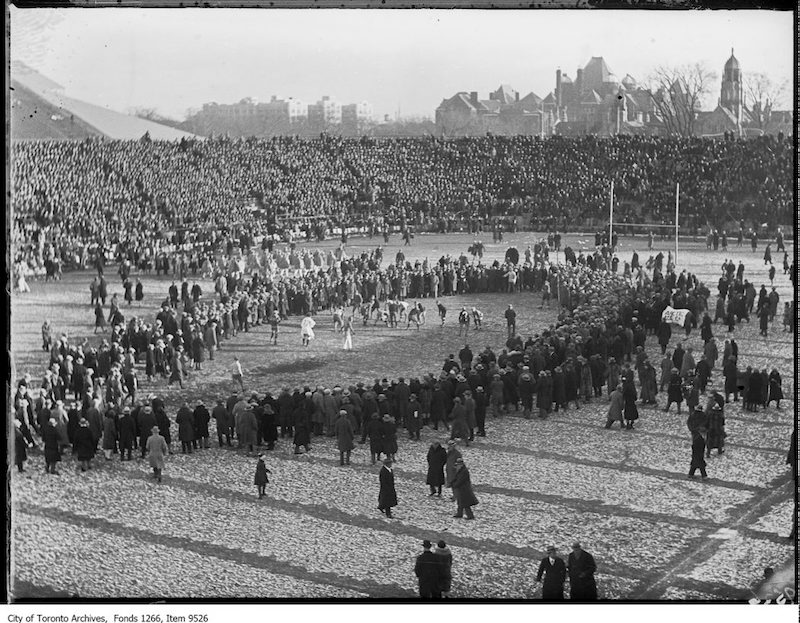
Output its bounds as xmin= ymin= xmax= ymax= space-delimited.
xmin=661 ymin=306 xmax=690 ymax=326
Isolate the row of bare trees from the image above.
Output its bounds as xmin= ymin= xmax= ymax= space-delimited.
xmin=646 ymin=63 xmax=787 ymax=136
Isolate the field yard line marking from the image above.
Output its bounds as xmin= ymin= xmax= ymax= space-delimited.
xmin=472 ymin=439 xmax=767 ymax=492
xmin=538 ymin=415 xmax=790 ymax=453
xmin=630 ymin=480 xmax=795 ymax=600
xmin=16 ymin=503 xmax=411 ymax=599
xmin=18 ymin=466 xmax=657 ymax=585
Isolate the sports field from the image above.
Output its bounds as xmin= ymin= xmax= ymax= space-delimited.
xmin=8 ymin=232 xmax=795 ymax=600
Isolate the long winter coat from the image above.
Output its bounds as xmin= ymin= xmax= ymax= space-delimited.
xmin=451 ymin=465 xmax=479 ymax=508
xmin=378 ymin=465 xmax=398 ymax=510
xmin=334 ymin=415 xmax=355 ymax=452
xmin=690 ymin=433 xmax=707 ymax=470
xmin=43 ymin=424 xmax=62 ymax=463
xmin=445 ymin=446 xmax=463 ymax=487
xmin=254 ymin=460 xmax=271 ymax=486
xmin=176 ymin=406 xmax=195 ymax=442
xmin=73 ymin=425 xmax=96 ymax=461
xmin=101 ymin=414 xmax=117 ymax=451
xmin=118 ymin=413 xmax=136 ymax=448
xmin=380 ymin=419 xmax=398 ymax=455
xmin=426 ymin=444 xmax=447 ymax=487
xmin=146 ymin=432 xmax=168 ymax=469
xmin=622 ymin=381 xmax=639 ymax=421
xmin=706 ymin=410 xmax=726 ymax=451
xmin=607 ymin=389 xmax=624 ymax=423
xmin=236 ymin=409 xmax=258 ymax=446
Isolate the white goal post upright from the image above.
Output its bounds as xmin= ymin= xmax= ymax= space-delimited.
xmin=675 ymin=182 xmax=680 ymax=266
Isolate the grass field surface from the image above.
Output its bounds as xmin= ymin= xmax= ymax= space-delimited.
xmin=9 ymin=232 xmax=795 ymax=600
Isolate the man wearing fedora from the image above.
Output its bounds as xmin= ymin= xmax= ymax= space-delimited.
xmin=535 ymin=546 xmax=567 ymax=600
xmin=377 ymin=457 xmax=397 ymax=519
xmin=451 ymin=457 xmax=478 ymax=520
xmin=415 ymin=539 xmax=444 ymax=599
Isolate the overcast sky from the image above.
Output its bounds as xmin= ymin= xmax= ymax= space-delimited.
xmin=10 ymin=7 xmax=793 ymax=121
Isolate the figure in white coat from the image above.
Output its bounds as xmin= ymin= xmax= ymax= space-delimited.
xmin=301 ymin=313 xmax=316 ymax=347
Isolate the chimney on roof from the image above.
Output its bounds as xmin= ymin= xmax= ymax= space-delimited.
xmin=470 ymin=91 xmax=479 ymax=106
xmin=576 ymin=68 xmax=584 ymax=96
xmin=516 ymin=92 xmax=520 ymax=102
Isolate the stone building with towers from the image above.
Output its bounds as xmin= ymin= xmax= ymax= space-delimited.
xmin=695 ymin=49 xmax=792 ymax=137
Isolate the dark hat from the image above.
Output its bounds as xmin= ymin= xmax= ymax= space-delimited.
xmin=437 ymin=540 xmax=446 ymax=549
xmin=422 ymin=539 xmax=432 ymax=548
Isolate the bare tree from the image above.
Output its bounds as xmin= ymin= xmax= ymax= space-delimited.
xmin=745 ymin=72 xmax=788 ymax=133
xmin=646 ymin=63 xmax=716 ymax=136
xmin=436 ymin=109 xmax=485 ymax=138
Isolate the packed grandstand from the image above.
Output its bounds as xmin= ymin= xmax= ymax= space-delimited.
xmin=12 ymin=133 xmax=792 ymax=260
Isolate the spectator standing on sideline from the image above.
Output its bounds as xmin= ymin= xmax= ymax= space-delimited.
xmin=567 ymin=542 xmax=598 ymax=601
xmin=232 ymin=356 xmax=244 ymax=391
xmin=536 ymin=546 xmax=567 ymax=601
xmin=426 ymin=440 xmax=447 ymax=497
xmin=434 ymin=540 xmax=453 ymax=598
xmin=451 ymin=457 xmax=478 ymax=520
xmin=505 ymin=304 xmax=516 ymax=338
xmin=414 ymin=540 xmax=443 ymax=599
xmin=254 ymin=454 xmax=272 ymax=499
xmin=378 ymin=457 xmax=397 ymax=519
xmin=146 ymin=425 xmax=168 ymax=483
xmin=688 ymin=429 xmax=709 ymax=480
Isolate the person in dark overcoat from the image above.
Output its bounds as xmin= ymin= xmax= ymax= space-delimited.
xmin=378 ymin=457 xmax=398 ymax=518
xmin=43 ymin=418 xmax=62 ymax=474
xmin=380 ymin=414 xmax=397 ymax=461
xmin=138 ymin=406 xmax=156 ymax=458
xmin=622 ymin=373 xmax=639 ymax=430
xmin=664 ymin=368 xmax=684 ymax=413
xmin=262 ymin=403 xmax=278 ymax=450
xmin=193 ymin=400 xmax=211 ymax=449
xmin=433 ymin=541 xmax=453 ymax=597
xmin=688 ymin=429 xmax=708 ymax=479
xmin=449 ymin=397 xmax=470 ymax=444
xmin=536 ymin=546 xmax=567 ymax=601
xmin=705 ymin=403 xmax=725 ymax=457
xmin=212 ymin=399 xmax=232 ymax=447
xmin=14 ymin=420 xmax=34 ymax=472
xmin=73 ymin=418 xmax=96 ymax=472
xmin=407 ymin=393 xmax=422 ymax=440
xmin=101 ymin=411 xmax=117 ymax=460
xmin=254 ymin=454 xmax=272 ymax=499
xmin=451 ymin=457 xmax=478 ymax=519
xmin=292 ymin=397 xmax=312 ymax=454
xmin=767 ymin=369 xmax=784 ymax=408
xmin=360 ymin=412 xmax=383 ymax=464
xmin=426 ymin=441 xmax=447 ymax=496
xmin=176 ymin=401 xmax=195 ymax=454
xmin=117 ymin=406 xmax=136 ymax=460
xmin=415 ymin=540 xmax=443 ymax=599
xmin=335 ymin=410 xmax=355 ymax=466
xmin=723 ymin=356 xmax=739 ymax=403
xmin=567 ymin=542 xmax=597 ymax=601
xmin=444 ymin=440 xmax=462 ymax=495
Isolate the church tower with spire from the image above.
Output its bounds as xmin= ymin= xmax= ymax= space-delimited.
xmin=719 ymin=48 xmax=743 ymax=119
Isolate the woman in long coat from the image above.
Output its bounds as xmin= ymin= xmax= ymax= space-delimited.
xmin=73 ymin=418 xmax=96 ymax=471
xmin=426 ymin=441 xmax=447 ymax=496
xmin=451 ymin=459 xmax=479 ymax=519
xmin=377 ymin=458 xmax=398 ymax=518
xmin=146 ymin=425 xmax=168 ymax=482
xmin=43 ymin=418 xmax=62 ymax=474
xmin=767 ymin=369 xmax=784 ymax=408
xmin=665 ymin=369 xmax=684 ymax=413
